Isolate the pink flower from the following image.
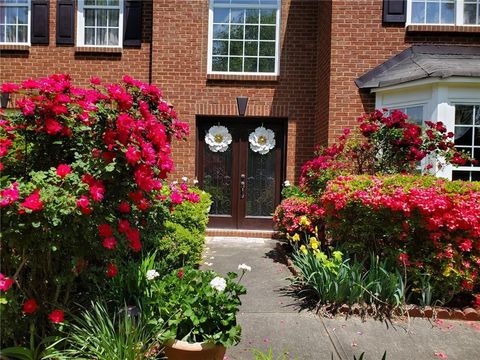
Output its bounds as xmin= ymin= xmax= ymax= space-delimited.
xmin=56 ymin=164 xmax=72 ymax=178
xmin=170 ymin=191 xmax=183 ymax=205
xmin=20 ymin=190 xmax=43 ymax=211
xmin=48 ymin=309 xmax=64 ymax=323
xmin=459 ymin=239 xmax=473 ymax=252
xmin=90 ymin=183 xmax=105 ymax=202
xmin=0 ymin=182 xmax=19 ymax=207
xmin=22 ymin=298 xmax=39 ymax=315
xmin=0 ymin=273 xmax=14 ymax=291
xmin=1 ymin=83 xmax=19 ymax=93
xmin=45 ymin=118 xmax=62 ymax=135
xmin=90 ymin=76 xmax=102 ymax=85
xmin=125 ymin=146 xmax=141 ymax=165
xmin=98 ymin=223 xmax=113 ymax=238
xmin=102 ymin=237 xmax=117 ymax=250
xmin=76 ymin=195 xmax=92 ymax=215
xmin=106 ymin=263 xmax=118 ymax=278
xmin=434 ymin=352 xmax=448 ymax=359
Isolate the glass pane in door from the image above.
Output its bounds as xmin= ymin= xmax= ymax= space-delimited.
xmin=246 ymin=149 xmax=275 ymax=216
xmin=203 ymin=147 xmax=233 ymax=215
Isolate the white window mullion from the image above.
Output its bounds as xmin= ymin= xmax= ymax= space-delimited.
xmin=457 ymin=0 xmax=465 ymax=24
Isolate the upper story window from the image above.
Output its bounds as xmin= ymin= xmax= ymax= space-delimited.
xmin=208 ymin=0 xmax=281 ymax=75
xmin=0 ymin=0 xmax=30 ymax=45
xmin=77 ymin=0 xmax=123 ymax=47
xmin=409 ymin=0 xmax=480 ymax=25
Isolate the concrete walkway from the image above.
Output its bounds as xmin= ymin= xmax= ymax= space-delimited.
xmin=203 ymin=238 xmax=480 ymax=360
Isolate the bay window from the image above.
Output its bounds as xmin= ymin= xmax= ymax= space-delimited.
xmin=409 ymin=0 xmax=480 ymax=25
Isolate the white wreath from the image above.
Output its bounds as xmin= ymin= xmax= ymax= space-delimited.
xmin=249 ymin=126 xmax=275 ymax=155
xmin=205 ymin=125 xmax=232 ymax=152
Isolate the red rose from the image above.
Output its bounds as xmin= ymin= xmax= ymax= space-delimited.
xmin=23 ymin=298 xmax=39 ymax=314
xmin=106 ymin=263 xmax=118 ymax=278
xmin=118 ymin=219 xmax=131 ymax=233
xmin=102 ymin=237 xmax=117 ymax=250
xmin=45 ymin=118 xmax=62 ymax=135
xmin=98 ymin=223 xmax=113 ymax=238
xmin=178 ymin=269 xmax=184 ymax=279
xmin=90 ymin=183 xmax=105 ymax=202
xmin=20 ymin=190 xmax=43 ymax=211
xmin=118 ymin=201 xmax=131 ymax=214
xmin=76 ymin=195 xmax=92 ymax=215
xmin=56 ymin=164 xmax=72 ymax=178
xmin=48 ymin=309 xmax=64 ymax=323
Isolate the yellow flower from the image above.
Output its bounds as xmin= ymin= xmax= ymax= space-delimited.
xmin=300 ymin=245 xmax=308 ymax=255
xmin=442 ymin=266 xmax=452 ymax=277
xmin=315 ymin=250 xmax=328 ymax=262
xmin=309 ymin=237 xmax=319 ymax=250
xmin=291 ymin=233 xmax=300 ymax=242
xmin=333 ymin=251 xmax=343 ymax=262
xmin=299 ymin=216 xmax=310 ymax=226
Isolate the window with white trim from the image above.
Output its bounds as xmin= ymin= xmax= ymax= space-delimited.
xmin=0 ymin=0 xmax=29 ymax=45
xmin=77 ymin=0 xmax=123 ymax=47
xmin=452 ymin=104 xmax=480 ymax=181
xmin=208 ymin=0 xmax=281 ymax=75
xmin=409 ymin=0 xmax=480 ymax=25
xmin=393 ymin=105 xmax=425 ymax=126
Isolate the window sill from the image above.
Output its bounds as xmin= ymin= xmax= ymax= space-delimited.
xmin=407 ymin=24 xmax=480 ymax=33
xmin=206 ymin=73 xmax=279 ymax=82
xmin=74 ymin=46 xmax=123 ymax=54
xmin=0 ymin=44 xmax=30 ymax=52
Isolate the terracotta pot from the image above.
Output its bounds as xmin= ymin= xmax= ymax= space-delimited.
xmin=164 ymin=339 xmax=226 ymax=360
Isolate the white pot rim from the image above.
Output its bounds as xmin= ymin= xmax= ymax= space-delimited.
xmin=165 ymin=339 xmax=224 ymax=351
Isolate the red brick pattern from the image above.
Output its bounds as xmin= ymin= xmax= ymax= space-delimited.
xmin=0 ymin=0 xmax=153 ymax=87
xmin=326 ymin=0 xmax=480 ymax=144
xmin=3 ymin=0 xmax=480 ymax=181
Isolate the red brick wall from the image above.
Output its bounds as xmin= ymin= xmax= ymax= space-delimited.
xmin=327 ymin=0 xmax=480 ymax=144
xmin=0 ymin=0 xmax=152 ymax=86
xmin=0 ymin=0 xmax=320 ymax=182
xmin=151 ymin=0 xmax=319 ymax=181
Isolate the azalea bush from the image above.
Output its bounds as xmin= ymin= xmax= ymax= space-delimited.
xmin=321 ymin=174 xmax=480 ymax=302
xmin=0 ymin=74 xmax=195 ymax=347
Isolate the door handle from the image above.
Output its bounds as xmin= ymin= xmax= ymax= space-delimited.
xmin=240 ymin=174 xmax=246 ymax=199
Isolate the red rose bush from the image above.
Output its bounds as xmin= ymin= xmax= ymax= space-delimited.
xmin=0 ymin=74 xmax=196 ymax=345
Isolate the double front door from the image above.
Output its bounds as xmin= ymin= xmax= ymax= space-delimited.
xmin=197 ymin=117 xmax=286 ymax=230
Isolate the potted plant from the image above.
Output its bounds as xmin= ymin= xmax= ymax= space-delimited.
xmin=150 ymin=265 xmax=250 ymax=360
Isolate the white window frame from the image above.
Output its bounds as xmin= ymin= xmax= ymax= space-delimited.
xmin=450 ymin=102 xmax=480 ymax=180
xmin=0 ymin=0 xmax=31 ymax=45
xmin=207 ymin=0 xmax=281 ymax=76
xmin=407 ymin=0 xmax=480 ymax=26
xmin=76 ymin=0 xmax=124 ymax=48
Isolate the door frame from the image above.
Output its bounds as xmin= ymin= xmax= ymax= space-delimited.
xmin=195 ymin=115 xmax=288 ymax=230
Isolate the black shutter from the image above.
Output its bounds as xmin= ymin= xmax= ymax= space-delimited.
xmin=31 ymin=0 xmax=49 ymax=44
xmin=56 ymin=0 xmax=75 ymax=45
xmin=383 ymin=0 xmax=407 ymax=23
xmin=123 ymin=0 xmax=142 ymax=47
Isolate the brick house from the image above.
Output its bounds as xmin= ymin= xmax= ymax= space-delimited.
xmin=1 ymin=0 xmax=480 ymax=231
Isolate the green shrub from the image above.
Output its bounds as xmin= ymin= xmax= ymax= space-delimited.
xmin=168 ymin=189 xmax=211 ymax=234
xmin=142 ymin=188 xmax=211 ymax=271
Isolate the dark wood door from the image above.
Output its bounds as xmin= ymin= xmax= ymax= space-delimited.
xmin=197 ymin=117 xmax=286 ymax=230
